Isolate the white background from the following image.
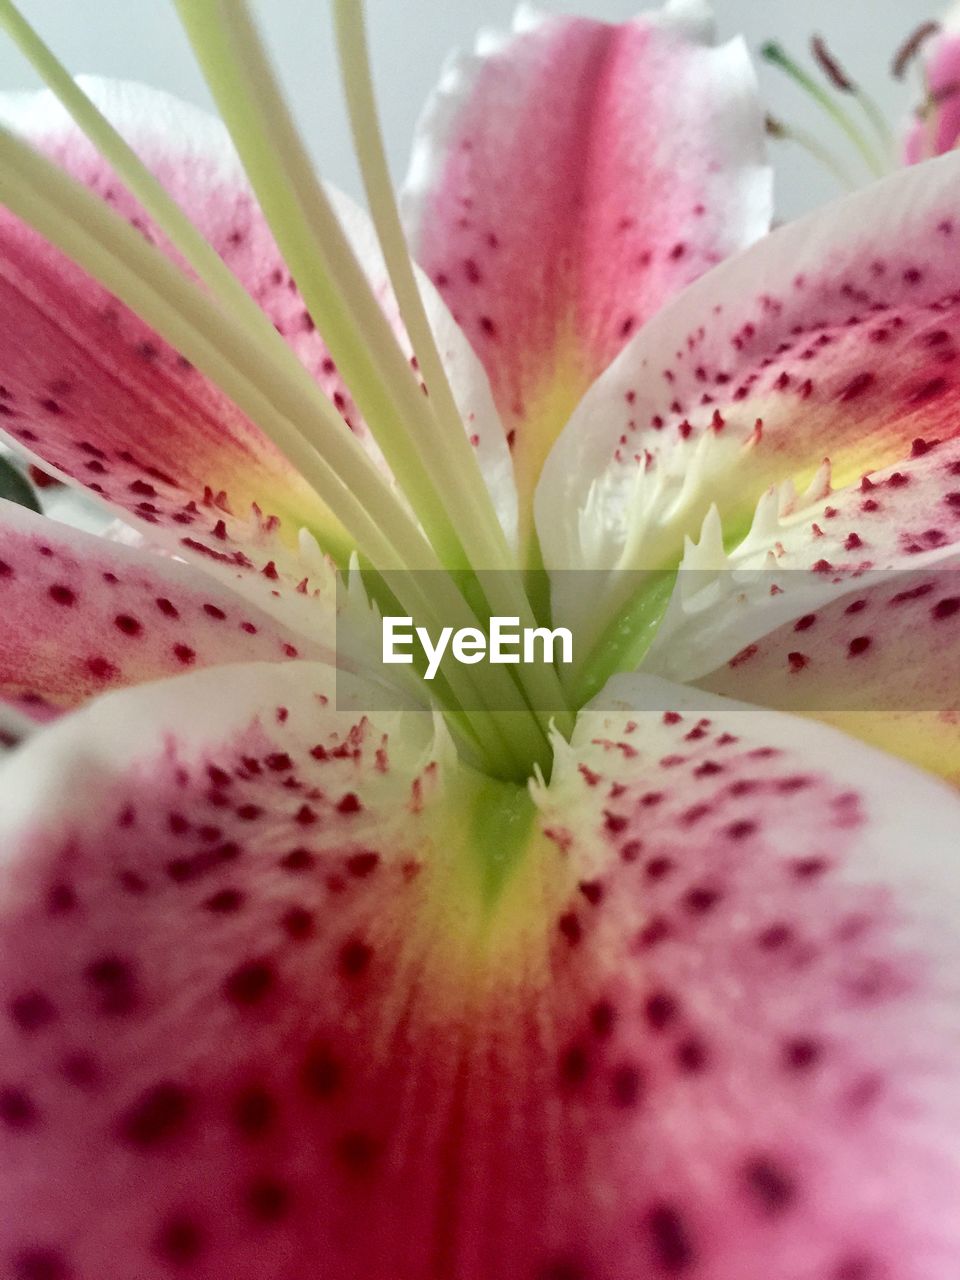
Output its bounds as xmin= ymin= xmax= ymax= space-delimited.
xmin=0 ymin=0 xmax=941 ymax=217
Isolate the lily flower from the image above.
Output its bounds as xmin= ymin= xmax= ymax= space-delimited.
xmin=900 ymin=6 xmax=960 ymax=163
xmin=1 ymin=2 xmax=960 ymax=1278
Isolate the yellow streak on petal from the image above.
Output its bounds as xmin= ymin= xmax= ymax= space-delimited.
xmin=810 ymin=709 xmax=960 ymax=789
xmin=366 ymin=769 xmax=568 ymax=1070
xmin=512 ymin=319 xmax=593 ymax=557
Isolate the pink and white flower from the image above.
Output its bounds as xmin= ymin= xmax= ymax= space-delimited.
xmin=0 ymin=3 xmax=958 ymax=1279
xmin=902 ymin=5 xmax=960 ymax=163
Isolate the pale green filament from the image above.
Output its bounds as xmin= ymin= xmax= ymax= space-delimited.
xmin=0 ymin=1 xmax=470 ymax=579
xmin=0 ymin=1 xmax=568 ymax=765
xmin=761 ymin=42 xmax=887 ymax=178
xmin=331 ymin=0 xmax=512 ymax=574
xmin=332 ymin=0 xmax=573 ymax=738
xmin=175 ymin=0 xmax=481 ymax=571
xmin=765 ymin=114 xmax=858 ymax=191
xmin=175 ymin=0 xmax=565 ymax=759
xmin=808 ymin=32 xmax=895 ymax=160
xmin=850 ymin=86 xmax=895 ymax=160
xmin=175 ymin=0 xmax=569 ymax=741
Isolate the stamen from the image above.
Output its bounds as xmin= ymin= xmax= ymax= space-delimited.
xmin=765 ymin=114 xmax=857 ymax=191
xmin=334 ymin=0 xmax=514 ymax=565
xmin=809 ymin=35 xmax=894 ymax=159
xmin=331 ymin=0 xmax=509 ymax=573
xmin=810 ymin=34 xmax=853 ymax=92
xmin=174 ymin=0 xmax=486 ymax=576
xmin=761 ymin=42 xmax=887 ymax=178
xmin=0 ymin=0 xmax=481 ymax=586
xmin=332 ymin=0 xmax=573 ymax=738
xmin=175 ymin=0 xmax=570 ymax=741
xmin=892 ymin=21 xmax=941 ymax=80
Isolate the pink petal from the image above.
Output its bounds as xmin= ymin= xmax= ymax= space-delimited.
xmin=693 ymin=561 xmax=960 ymax=785
xmin=2 ymin=663 xmax=960 ymax=1276
xmin=539 ymin=151 xmax=960 ymax=602
xmin=0 ymin=81 xmax=517 ymax=546
xmin=644 ymin=430 xmax=960 ymax=685
xmin=536 ymin=677 xmax=960 ymax=1277
xmin=0 ymin=661 xmax=441 ymax=1280
xmin=540 ymin=151 xmax=960 ymax=788
xmin=0 ymin=81 xmax=337 ymax=547
xmin=404 ymin=3 xmax=770 ymax=529
xmin=327 ymin=187 xmax=518 ymax=544
xmin=0 ymin=498 xmax=327 ymax=719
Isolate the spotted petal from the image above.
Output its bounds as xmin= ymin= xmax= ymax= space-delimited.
xmin=0 ymin=79 xmax=340 ymax=551
xmin=539 ymin=151 xmax=960 ymax=676
xmin=2 ymin=662 xmax=960 ymax=1277
xmin=691 ymin=564 xmax=960 ymax=787
xmin=0 ymin=78 xmax=517 ymax=552
xmin=404 ymin=0 xmax=771 ymax=544
xmin=634 ymin=414 xmax=960 ymax=782
xmin=536 ymin=678 xmax=960 ymax=1278
xmin=0 ymin=498 xmax=328 ymax=720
